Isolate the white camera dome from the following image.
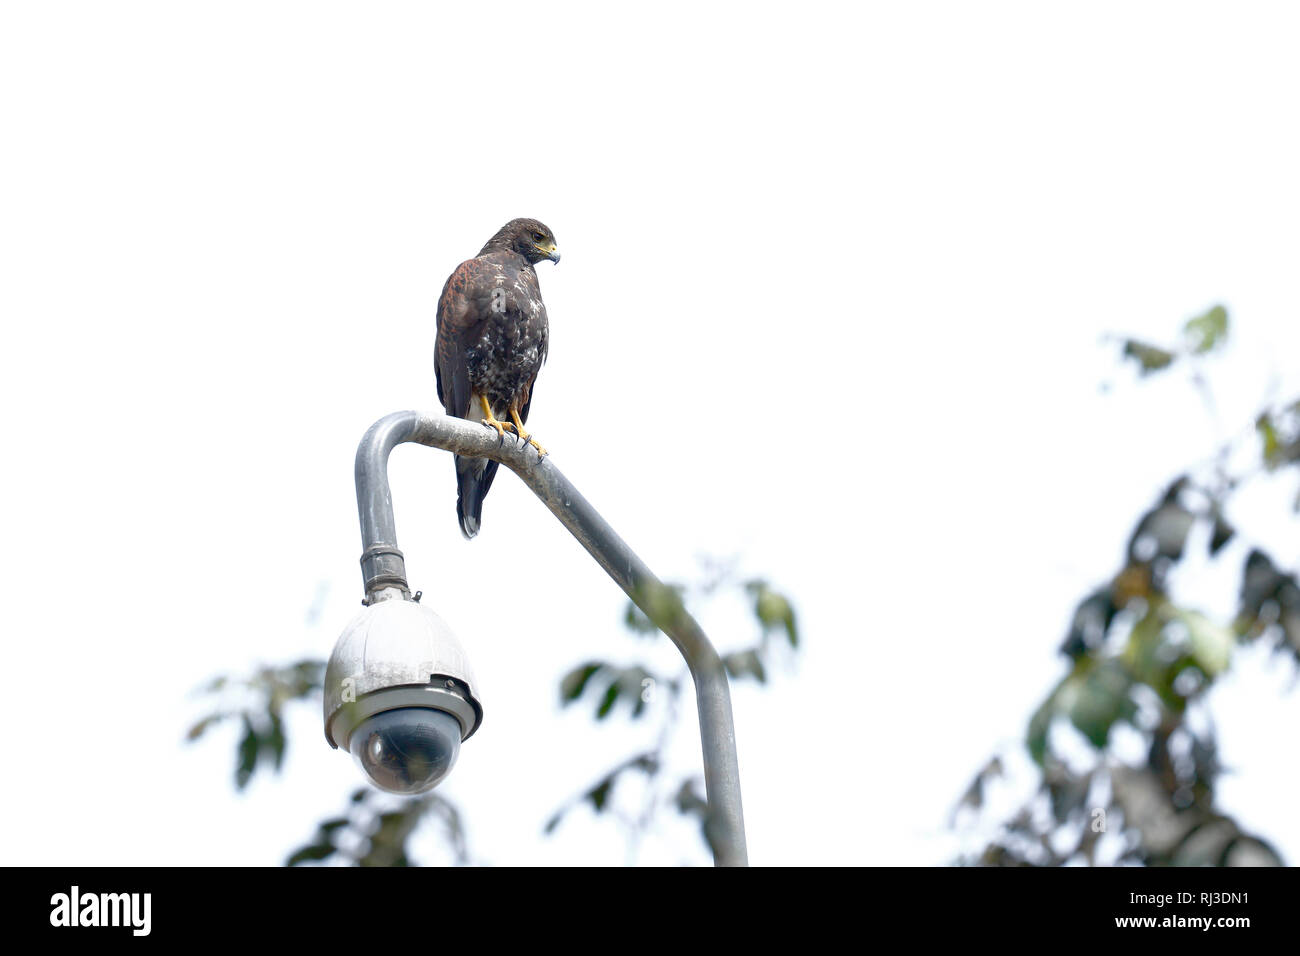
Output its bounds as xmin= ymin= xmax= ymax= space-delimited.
xmin=324 ymin=594 xmax=482 ymax=793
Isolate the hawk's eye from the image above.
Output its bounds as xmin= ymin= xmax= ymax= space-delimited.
xmin=532 ymin=232 xmax=544 ymax=242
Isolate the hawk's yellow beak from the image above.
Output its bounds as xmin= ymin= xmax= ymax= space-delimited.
xmin=546 ymin=246 xmax=561 ymax=264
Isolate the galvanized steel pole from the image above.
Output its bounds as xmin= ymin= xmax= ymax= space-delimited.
xmin=352 ymin=410 xmax=748 ymax=866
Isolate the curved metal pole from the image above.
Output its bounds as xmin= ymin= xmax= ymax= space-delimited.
xmin=354 ymin=410 xmax=748 ymax=867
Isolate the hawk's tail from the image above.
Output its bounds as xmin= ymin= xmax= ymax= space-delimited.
xmin=455 ymin=455 xmax=499 ymax=539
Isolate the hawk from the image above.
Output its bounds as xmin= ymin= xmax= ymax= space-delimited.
xmin=435 ymin=218 xmax=559 ymax=538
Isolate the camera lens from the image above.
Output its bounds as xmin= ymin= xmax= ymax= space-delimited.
xmin=349 ymin=707 xmax=462 ymax=794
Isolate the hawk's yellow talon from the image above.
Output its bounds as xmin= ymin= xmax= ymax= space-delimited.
xmin=509 ymin=402 xmax=548 ymax=460
xmin=479 ymin=395 xmax=513 ymax=442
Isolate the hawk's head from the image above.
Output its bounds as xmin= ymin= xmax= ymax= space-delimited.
xmin=486 ymin=218 xmax=561 ymax=265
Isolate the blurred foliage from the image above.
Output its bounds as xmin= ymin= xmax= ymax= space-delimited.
xmin=188 ymin=660 xmax=323 ymax=790
xmin=190 ymin=561 xmax=798 ymax=866
xmin=1256 ymin=400 xmax=1300 ymax=484
xmin=1120 ymin=303 xmax=1229 ymax=377
xmin=560 ymin=661 xmax=666 ymax=720
xmin=547 ymin=566 xmax=800 ymax=862
xmin=285 ymin=788 xmax=469 ymax=867
xmin=957 ymin=307 xmax=1297 ymax=866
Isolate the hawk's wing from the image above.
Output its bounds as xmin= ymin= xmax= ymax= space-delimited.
xmin=435 ymin=257 xmax=496 ymax=419
xmin=435 ymin=256 xmax=502 ymax=539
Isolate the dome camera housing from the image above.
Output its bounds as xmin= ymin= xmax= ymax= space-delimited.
xmin=324 ymin=594 xmax=482 ymax=794
xmin=349 ymin=707 xmax=463 ymax=794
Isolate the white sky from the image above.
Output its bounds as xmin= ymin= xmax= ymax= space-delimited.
xmin=2 ymin=2 xmax=1298 ymax=866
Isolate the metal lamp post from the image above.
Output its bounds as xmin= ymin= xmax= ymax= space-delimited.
xmin=324 ymin=410 xmax=748 ymax=867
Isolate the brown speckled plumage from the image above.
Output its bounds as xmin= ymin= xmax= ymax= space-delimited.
xmin=435 ymin=218 xmax=558 ymax=538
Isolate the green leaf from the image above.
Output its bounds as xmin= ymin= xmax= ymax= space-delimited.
xmin=235 ymin=716 xmax=259 ymax=790
xmin=559 ymin=662 xmax=605 ymax=704
xmin=595 ymin=682 xmax=620 ymax=720
xmin=723 ymin=649 xmax=767 ymax=684
xmin=1179 ymin=609 xmax=1234 ymax=677
xmin=1257 ymin=413 xmax=1280 ymax=467
xmin=955 ymin=757 xmax=1005 ymax=816
xmin=628 ymin=581 xmax=687 ymax=633
xmin=629 ymin=752 xmax=659 ymax=775
xmin=1066 ymin=660 xmax=1136 ymax=748
xmin=1026 ymin=694 xmax=1057 ymax=767
xmin=746 ymin=580 xmax=799 ymax=647
xmin=317 ymin=818 xmax=349 ymax=839
xmin=674 ymin=779 xmax=708 ymax=816
xmin=1122 ymin=339 xmax=1175 ymax=375
xmin=286 ymin=842 xmax=336 ymax=866
xmin=586 ymin=777 xmax=614 ymax=812
xmin=1183 ymin=304 xmax=1228 ymax=354
xmin=292 ymin=659 xmax=326 ymax=690
xmin=1209 ymin=511 xmax=1235 ymax=556
xmin=617 ymin=666 xmax=654 ymax=719
xmin=185 ymin=713 xmax=224 ymax=741
xmin=755 ymin=588 xmax=790 ymax=628
xmin=375 ymin=810 xmax=412 ymax=830
xmin=264 ymin=710 xmax=286 ymax=772
xmin=1122 ymin=605 xmax=1168 ymax=685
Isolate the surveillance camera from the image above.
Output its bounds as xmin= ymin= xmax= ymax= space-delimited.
xmin=324 ymin=592 xmax=482 ymax=794
xmin=348 ymin=706 xmax=463 ymax=794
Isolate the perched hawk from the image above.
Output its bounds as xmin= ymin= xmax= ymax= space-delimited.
xmin=435 ymin=218 xmax=559 ymax=538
